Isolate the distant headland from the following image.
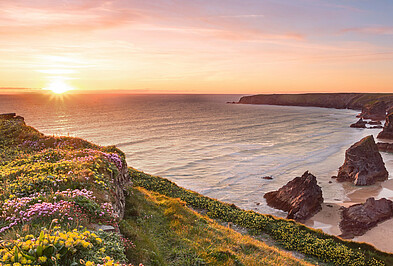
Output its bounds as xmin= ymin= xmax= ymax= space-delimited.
xmin=236 ymin=93 xmax=393 ymax=121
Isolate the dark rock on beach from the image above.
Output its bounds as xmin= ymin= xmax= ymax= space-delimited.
xmin=378 ymin=112 xmax=393 ymax=139
xmin=264 ymin=171 xmax=323 ymax=222
xmin=350 ymin=118 xmax=367 ymax=128
xmin=339 ymin=197 xmax=393 ymax=239
xmin=336 ymin=135 xmax=388 ymax=186
xmin=262 ymin=176 xmax=273 ymax=180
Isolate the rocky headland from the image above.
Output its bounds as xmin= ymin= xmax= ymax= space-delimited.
xmin=237 ymin=93 xmax=393 ymax=122
xmin=334 ymin=135 xmax=388 ymax=186
xmin=264 ymin=171 xmax=323 ymax=222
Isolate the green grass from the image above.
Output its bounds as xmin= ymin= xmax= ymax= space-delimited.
xmin=120 ymin=187 xmax=312 ymax=266
xmin=130 ymin=168 xmax=393 ymax=266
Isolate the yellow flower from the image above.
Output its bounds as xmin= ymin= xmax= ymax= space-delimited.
xmin=38 ymin=256 xmax=47 ymax=263
xmin=85 ymin=261 xmax=95 ymax=266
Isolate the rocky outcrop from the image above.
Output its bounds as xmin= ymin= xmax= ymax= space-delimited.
xmin=350 ymin=118 xmax=367 ymax=128
xmin=264 ymin=171 xmax=323 ymax=222
xmin=0 ymin=113 xmax=24 ymax=122
xmin=359 ymin=101 xmax=387 ymax=121
xmin=339 ymin=197 xmax=393 ymax=238
xmin=377 ymin=112 xmax=393 ymax=139
xmin=238 ymin=93 xmax=393 ymax=111
xmin=336 ymin=136 xmax=388 ymax=186
xmin=377 ymin=142 xmax=393 ymax=153
xmin=112 ymin=159 xmax=131 ymax=220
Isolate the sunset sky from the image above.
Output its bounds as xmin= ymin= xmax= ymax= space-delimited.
xmin=1 ymin=0 xmax=393 ymax=94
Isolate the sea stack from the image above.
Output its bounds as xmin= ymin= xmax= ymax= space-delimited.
xmin=377 ymin=112 xmax=393 ymax=139
xmin=339 ymin=197 xmax=393 ymax=239
xmin=336 ymin=135 xmax=388 ymax=186
xmin=264 ymin=171 xmax=323 ymax=222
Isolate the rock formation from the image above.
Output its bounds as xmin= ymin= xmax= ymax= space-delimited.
xmin=339 ymin=197 xmax=393 ymax=238
xmin=359 ymin=101 xmax=387 ymax=121
xmin=377 ymin=112 xmax=393 ymax=139
xmin=350 ymin=118 xmax=367 ymax=128
xmin=336 ymin=135 xmax=388 ymax=186
xmin=377 ymin=142 xmax=393 ymax=153
xmin=264 ymin=171 xmax=323 ymax=222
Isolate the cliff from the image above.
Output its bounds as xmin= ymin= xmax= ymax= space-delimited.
xmin=238 ymin=93 xmax=393 ymax=113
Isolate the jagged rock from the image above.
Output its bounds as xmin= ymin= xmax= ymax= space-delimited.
xmin=369 ymin=121 xmax=382 ymax=125
xmin=113 ymin=162 xmax=131 ymax=220
xmin=350 ymin=118 xmax=367 ymax=128
xmin=360 ymin=101 xmax=387 ymax=121
xmin=339 ymin=197 xmax=393 ymax=238
xmin=336 ymin=136 xmax=388 ymax=186
xmin=264 ymin=171 xmax=323 ymax=222
xmin=370 ymin=125 xmax=383 ymax=129
xmin=378 ymin=112 xmax=393 ymax=139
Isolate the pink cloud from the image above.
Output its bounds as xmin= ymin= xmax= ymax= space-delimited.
xmin=341 ymin=26 xmax=393 ymax=35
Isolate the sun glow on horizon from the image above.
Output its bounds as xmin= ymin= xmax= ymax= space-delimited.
xmin=43 ymin=80 xmax=75 ymax=94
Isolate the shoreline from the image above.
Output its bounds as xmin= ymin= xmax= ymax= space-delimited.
xmin=306 ymin=177 xmax=393 ymax=253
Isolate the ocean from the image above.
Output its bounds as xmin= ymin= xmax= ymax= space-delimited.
xmin=1 ymin=93 xmax=392 ymax=218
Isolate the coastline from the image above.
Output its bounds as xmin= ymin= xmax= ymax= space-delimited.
xmin=306 ymin=160 xmax=393 ymax=254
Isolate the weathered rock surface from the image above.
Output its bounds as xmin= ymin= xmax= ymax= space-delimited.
xmin=350 ymin=118 xmax=367 ymax=128
xmin=339 ymin=197 xmax=393 ymax=238
xmin=264 ymin=171 xmax=323 ymax=222
xmin=113 ymin=161 xmax=131 ymax=220
xmin=336 ymin=135 xmax=388 ymax=186
xmin=377 ymin=112 xmax=393 ymax=139
xmin=360 ymin=101 xmax=387 ymax=121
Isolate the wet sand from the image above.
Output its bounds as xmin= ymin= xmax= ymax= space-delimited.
xmin=305 ymin=178 xmax=393 ymax=254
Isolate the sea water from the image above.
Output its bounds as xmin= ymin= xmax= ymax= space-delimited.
xmin=1 ymin=93 xmax=392 ymax=218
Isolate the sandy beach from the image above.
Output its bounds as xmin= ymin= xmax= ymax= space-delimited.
xmin=306 ymin=176 xmax=393 ymax=253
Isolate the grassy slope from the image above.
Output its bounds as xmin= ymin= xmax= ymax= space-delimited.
xmin=129 ymin=168 xmax=393 ymax=266
xmin=120 ymin=187 xmax=311 ymax=266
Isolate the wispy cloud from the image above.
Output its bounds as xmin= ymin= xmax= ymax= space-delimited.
xmin=341 ymin=26 xmax=393 ymax=35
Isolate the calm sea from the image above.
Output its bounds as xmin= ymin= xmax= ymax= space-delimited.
xmin=1 ymin=93 xmax=391 ymax=217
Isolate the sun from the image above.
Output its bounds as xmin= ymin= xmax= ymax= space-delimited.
xmin=43 ymin=80 xmax=74 ymax=94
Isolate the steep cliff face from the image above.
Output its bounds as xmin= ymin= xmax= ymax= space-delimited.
xmin=113 ymin=162 xmax=131 ymax=219
xmin=238 ymin=93 xmax=393 ymax=112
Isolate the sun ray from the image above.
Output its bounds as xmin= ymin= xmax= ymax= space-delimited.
xmin=43 ymin=80 xmax=74 ymax=94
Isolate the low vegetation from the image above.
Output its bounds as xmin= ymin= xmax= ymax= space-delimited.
xmin=0 ymin=117 xmax=131 ymax=265
xmin=130 ymin=168 xmax=393 ymax=266
xmin=120 ymin=186 xmax=310 ymax=266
